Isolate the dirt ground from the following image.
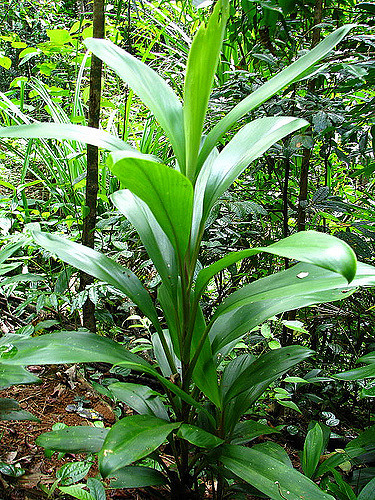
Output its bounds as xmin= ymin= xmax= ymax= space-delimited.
xmin=0 ymin=365 xmax=159 ymax=500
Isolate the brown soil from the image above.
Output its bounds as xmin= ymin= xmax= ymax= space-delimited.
xmin=0 ymin=365 xmax=157 ymax=500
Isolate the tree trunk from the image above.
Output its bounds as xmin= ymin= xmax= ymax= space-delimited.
xmin=79 ymin=0 xmax=104 ymax=332
xmin=296 ymin=0 xmax=323 ymax=232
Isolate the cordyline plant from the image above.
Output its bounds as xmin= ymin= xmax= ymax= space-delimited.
xmin=1 ymin=2 xmax=375 ymax=498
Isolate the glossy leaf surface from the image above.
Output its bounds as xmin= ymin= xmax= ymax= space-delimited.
xmin=0 ymin=123 xmax=134 ymax=152
xmin=183 ymin=0 xmax=228 ymax=180
xmin=0 ymin=364 xmax=40 ymax=388
xmin=221 ymin=444 xmax=334 ymax=500
xmin=109 ymin=152 xmax=193 ymax=257
xmin=210 ymin=262 xmax=375 ymax=354
xmin=177 ymin=424 xmax=223 ymax=448
xmin=197 ymin=117 xmax=308 ymax=225
xmin=36 ymin=427 xmax=109 ymax=453
xmin=231 ymin=420 xmax=280 ymax=445
xmin=108 ymin=382 xmax=169 ymax=421
xmin=84 ymin=38 xmax=185 ymax=170
xmin=195 ymin=230 xmax=357 ymax=300
xmin=99 ymin=415 xmax=180 ymax=477
xmin=0 ymin=398 xmax=40 ymax=422
xmin=111 ymin=190 xmax=178 ymax=295
xmin=301 ymin=423 xmax=324 ymax=478
xmin=197 ymin=25 xmax=354 ymax=169
xmin=108 ymin=466 xmax=166 ymax=489
xmin=2 ymin=331 xmax=150 ymax=367
xmin=222 ymin=346 xmax=313 ymax=404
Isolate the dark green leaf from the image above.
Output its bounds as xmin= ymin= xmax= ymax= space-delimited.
xmin=358 ymin=477 xmax=375 ymax=500
xmin=109 ymin=153 xmax=193 ymax=257
xmin=223 ymin=346 xmax=313 ymax=404
xmin=231 ymin=420 xmax=280 ymax=445
xmin=98 ymin=415 xmax=180 ymax=477
xmin=301 ymin=423 xmax=324 ymax=478
xmin=195 ymin=230 xmax=357 ymax=301
xmin=221 ymin=444 xmax=334 ymax=500
xmin=108 ymin=382 xmax=169 ymax=421
xmin=84 ymin=38 xmax=185 ymax=170
xmin=210 ymin=262 xmax=375 ymax=354
xmin=183 ymin=0 xmax=229 ymax=180
xmin=252 ymin=442 xmax=293 ymax=468
xmin=111 ymin=190 xmax=178 ymax=295
xmin=0 ymin=398 xmax=40 ymax=422
xmin=87 ymin=478 xmax=106 ymax=500
xmin=36 ymin=426 xmax=109 ymax=453
xmin=0 ymin=364 xmax=40 ymax=388
xmin=197 ymin=25 xmax=354 ymax=169
xmin=2 ymin=331 xmax=150 ymax=368
xmin=197 ymin=117 xmax=308 ymax=228
xmin=177 ymin=424 xmax=223 ymax=448
xmin=107 ymin=466 xmax=166 ymax=489
xmin=0 ymin=123 xmax=134 ymax=152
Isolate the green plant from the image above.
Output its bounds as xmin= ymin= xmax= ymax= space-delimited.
xmin=2 ymin=2 xmax=375 ymax=498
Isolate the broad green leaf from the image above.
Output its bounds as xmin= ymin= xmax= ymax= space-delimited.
xmin=223 ymin=346 xmax=313 ymax=404
xmin=197 ymin=117 xmax=308 ymax=226
xmin=58 ymin=486 xmax=95 ymax=500
xmin=335 ymin=352 xmax=375 ymax=380
xmin=195 ymin=230 xmax=357 ymax=301
xmin=0 ymin=123 xmax=134 ymax=152
xmin=0 ymin=55 xmax=11 ymax=69
xmin=36 ymin=427 xmax=109 ymax=453
xmin=108 ymin=382 xmax=169 ymax=421
xmin=151 ymin=330 xmax=181 ymax=378
xmin=315 ymin=448 xmax=363 ymax=478
xmin=2 ymin=331 xmax=151 ymax=368
xmin=197 ymin=25 xmax=354 ymax=169
xmin=301 ymin=423 xmax=324 ymax=478
xmin=98 ymin=415 xmax=180 ymax=477
xmin=183 ymin=0 xmax=229 ymax=180
xmin=330 ymin=469 xmax=357 ymax=500
xmin=114 ymin=358 xmax=216 ymax=427
xmin=107 ymin=466 xmax=166 ymax=489
xmin=31 ymin=231 xmax=160 ymax=331
xmin=252 ymin=442 xmax=293 ymax=468
xmin=220 ymin=354 xmax=256 ymax=398
xmin=346 ymin=425 xmax=375 ymax=456
xmin=0 ymin=364 xmax=40 ymax=388
xmin=87 ymin=478 xmax=106 ymax=500
xmin=84 ymin=38 xmax=185 ymax=171
xmin=177 ymin=424 xmax=223 ymax=448
xmin=221 ymin=444 xmax=334 ymax=500
xmin=47 ymin=28 xmax=72 ymax=45
xmin=221 ymin=350 xmax=309 ymax=435
xmin=190 ymin=303 xmax=221 ymax=408
xmin=0 ymin=263 xmax=21 ymax=276
xmin=358 ymin=477 xmax=375 ymax=500
xmin=231 ymin=420 xmax=280 ymax=445
xmin=277 ymin=400 xmax=301 ymax=414
xmin=0 ymin=240 xmax=24 ymax=265
xmin=57 ymin=460 xmax=93 ymax=485
xmin=109 ymin=152 xmax=193 ymax=257
xmin=157 ymin=284 xmax=182 ymax=358
xmin=0 ymin=398 xmax=40 ymax=422
xmin=0 ymin=273 xmax=44 ymax=286
xmin=210 ymin=262 xmax=375 ymax=354
xmin=111 ymin=190 xmax=178 ymax=295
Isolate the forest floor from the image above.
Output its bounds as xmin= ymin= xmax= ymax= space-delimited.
xmin=0 ymin=365 xmax=160 ymax=500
